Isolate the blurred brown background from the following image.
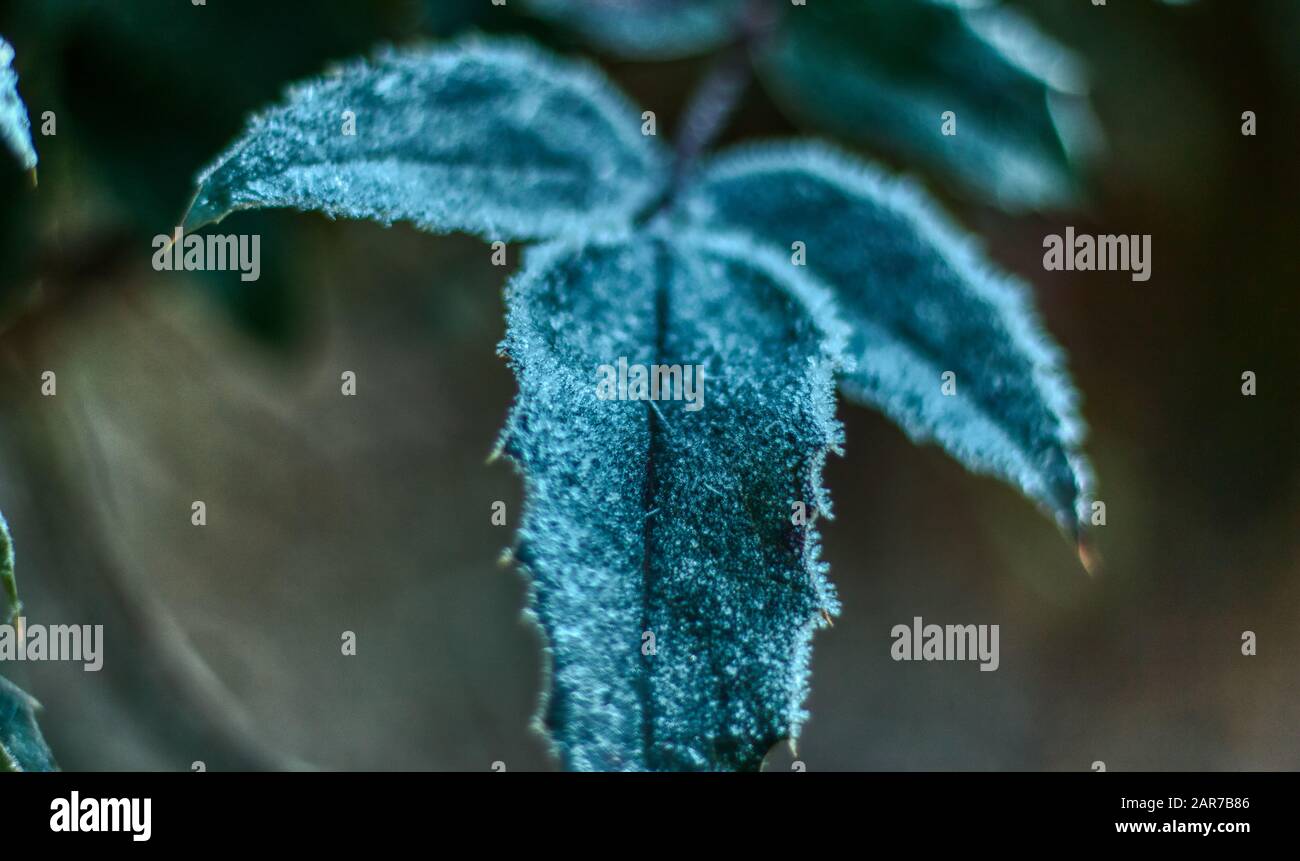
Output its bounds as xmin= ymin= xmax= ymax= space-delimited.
xmin=0 ymin=0 xmax=1296 ymax=770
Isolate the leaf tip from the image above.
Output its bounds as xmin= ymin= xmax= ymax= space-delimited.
xmin=179 ymin=188 xmax=218 ymax=233
xmin=1076 ymin=532 xmax=1101 ymax=577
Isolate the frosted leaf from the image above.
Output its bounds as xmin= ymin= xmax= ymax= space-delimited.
xmin=680 ymin=142 xmax=1092 ymax=532
xmin=499 ymin=231 xmax=844 ymax=771
xmin=0 ymin=514 xmax=57 ymax=773
xmin=186 ymin=38 xmax=669 ymax=239
xmin=0 ymin=36 xmax=37 ymax=171
xmin=0 ymin=676 xmax=56 ymax=772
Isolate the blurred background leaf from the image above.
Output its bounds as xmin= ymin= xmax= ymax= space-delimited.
xmin=754 ymin=0 xmax=1086 ymax=211
xmin=0 ymin=0 xmax=500 ymax=345
xmin=521 ymin=0 xmax=745 ymax=60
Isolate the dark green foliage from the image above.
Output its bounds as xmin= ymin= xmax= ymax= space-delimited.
xmin=522 ymin=0 xmax=745 ymax=60
xmin=754 ymin=0 xmax=1084 ymax=209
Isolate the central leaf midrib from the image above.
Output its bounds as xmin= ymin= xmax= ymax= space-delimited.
xmin=636 ymin=241 xmax=671 ymax=771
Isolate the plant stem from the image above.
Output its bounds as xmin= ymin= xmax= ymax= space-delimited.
xmin=671 ymin=40 xmax=752 ymax=187
xmin=670 ymin=0 xmax=779 ymax=188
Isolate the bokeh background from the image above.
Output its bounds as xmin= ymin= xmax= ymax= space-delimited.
xmin=0 ymin=0 xmax=1295 ymax=771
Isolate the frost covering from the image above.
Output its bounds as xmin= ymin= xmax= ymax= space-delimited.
xmin=0 ymin=36 xmax=37 ymax=171
xmin=186 ymin=39 xmax=667 ymax=238
xmin=681 ymin=143 xmax=1091 ymax=530
xmin=500 ymin=234 xmax=844 ymax=771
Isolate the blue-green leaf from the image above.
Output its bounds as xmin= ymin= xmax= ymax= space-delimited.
xmin=499 ymin=231 xmax=844 ymax=771
xmin=679 ymin=142 xmax=1090 ymax=533
xmin=0 ymin=514 xmax=57 ymax=773
xmin=522 ymin=0 xmax=745 ymax=60
xmin=756 ymin=0 xmax=1089 ymax=210
xmin=0 ymin=510 xmax=18 ymax=625
xmin=186 ymin=38 xmax=668 ymax=238
xmin=0 ymin=676 xmax=56 ymax=772
xmin=0 ymin=36 xmax=37 ymax=171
